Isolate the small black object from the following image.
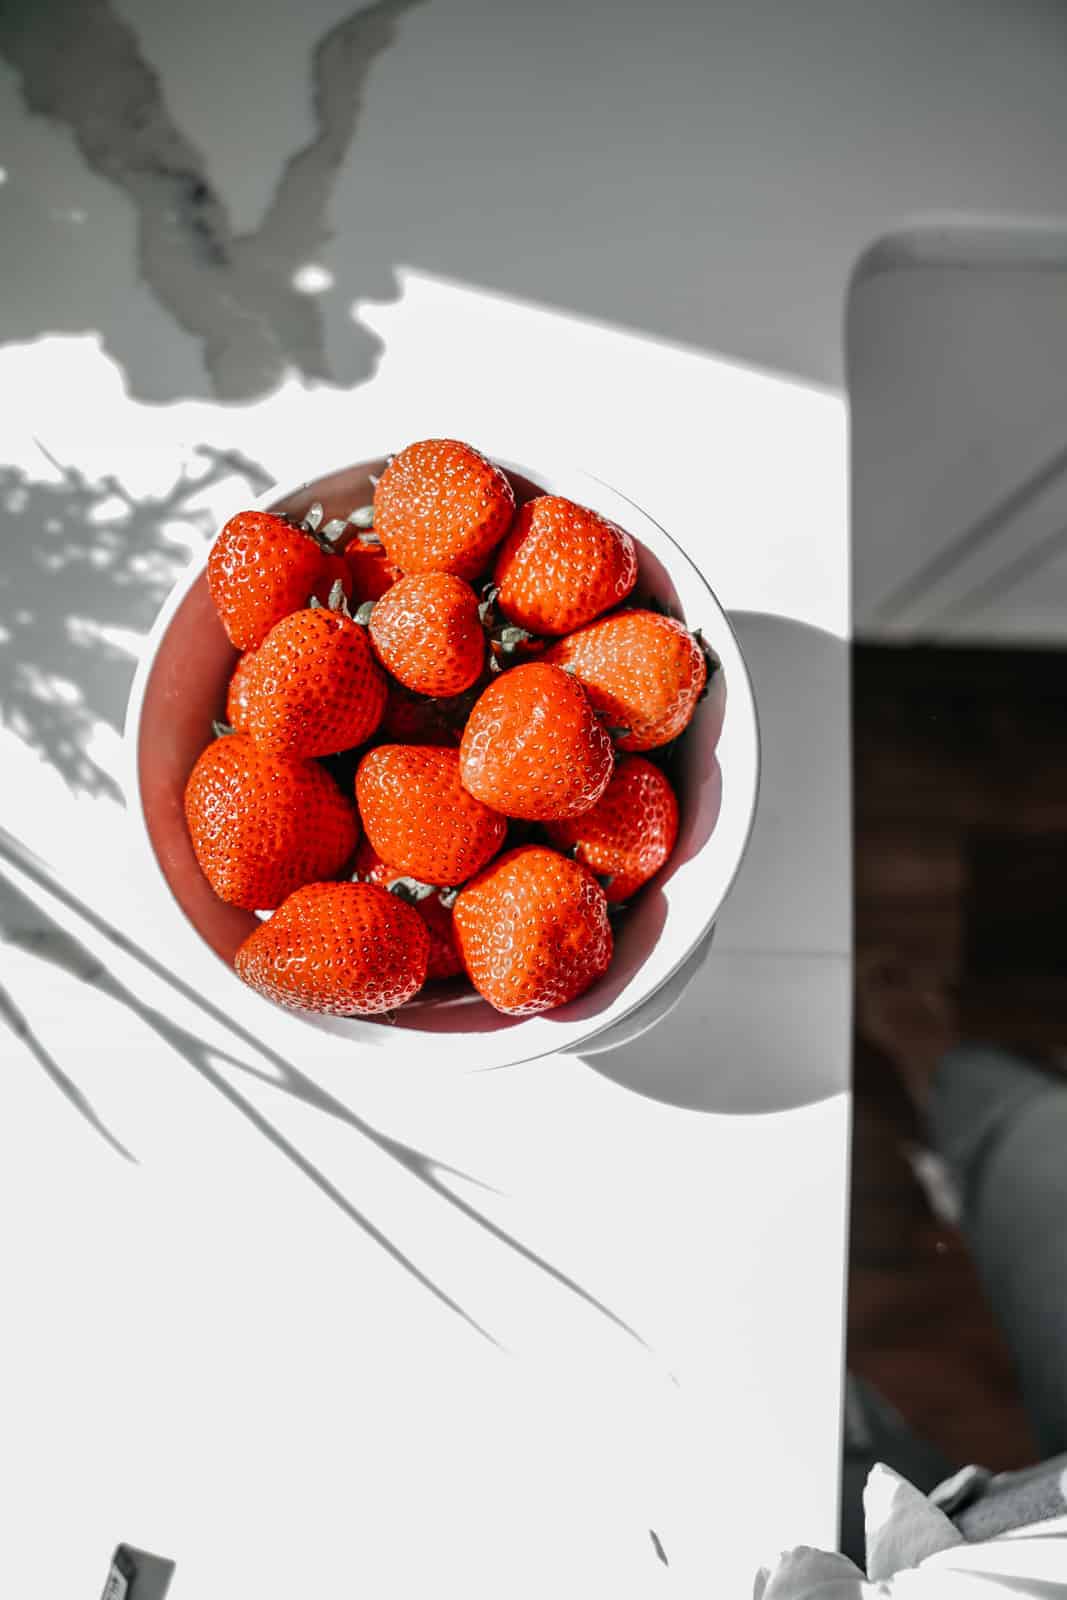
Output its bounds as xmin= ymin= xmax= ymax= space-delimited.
xmin=100 ymin=1544 xmax=176 ymax=1599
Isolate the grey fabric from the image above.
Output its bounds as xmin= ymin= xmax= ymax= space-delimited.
xmin=950 ymin=1453 xmax=1067 ymax=1542
xmin=930 ymin=1045 xmax=1067 ymax=1458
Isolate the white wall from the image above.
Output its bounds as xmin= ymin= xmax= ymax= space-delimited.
xmin=850 ymin=230 xmax=1067 ymax=646
xmin=5 ymin=0 xmax=1067 ymax=402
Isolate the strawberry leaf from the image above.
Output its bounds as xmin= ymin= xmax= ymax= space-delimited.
xmin=301 ymin=501 xmax=325 ymax=533
xmin=349 ymin=504 xmax=375 ymax=529
xmin=388 ymin=877 xmax=438 ymax=904
xmin=354 ymin=599 xmax=376 ymax=627
xmin=321 ymin=517 xmax=349 ymax=543
xmin=212 ymin=719 xmax=234 ymax=738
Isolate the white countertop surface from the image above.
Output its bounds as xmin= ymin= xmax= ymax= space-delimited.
xmin=0 ymin=4 xmax=858 ymax=1593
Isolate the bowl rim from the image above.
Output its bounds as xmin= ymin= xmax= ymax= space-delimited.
xmin=122 ymin=445 xmax=761 ymax=1072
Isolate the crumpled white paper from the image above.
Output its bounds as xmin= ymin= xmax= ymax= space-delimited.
xmin=754 ymin=1462 xmax=1067 ymax=1597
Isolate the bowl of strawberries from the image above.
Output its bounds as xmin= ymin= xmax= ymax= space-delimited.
xmin=126 ymin=439 xmax=759 ymax=1071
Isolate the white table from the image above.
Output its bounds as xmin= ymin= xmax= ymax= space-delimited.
xmin=0 ymin=8 xmax=851 ymax=1593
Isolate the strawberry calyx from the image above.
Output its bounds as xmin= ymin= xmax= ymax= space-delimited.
xmin=284 ymin=500 xmax=383 ymax=554
xmin=347 ymin=504 xmax=382 ymax=546
xmin=384 ymin=877 xmax=461 ymax=912
xmin=212 ymin=719 xmax=235 ymax=738
xmin=477 ymin=580 xmax=540 ymax=667
xmin=386 ymin=876 xmax=438 ymax=904
xmin=278 ymin=500 xmax=345 ymax=557
xmin=308 ymin=578 xmax=353 ymax=618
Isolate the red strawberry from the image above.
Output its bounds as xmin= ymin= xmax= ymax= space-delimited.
xmin=373 ymin=439 xmax=515 ymax=579
xmin=184 ymin=733 xmax=358 ymax=910
xmin=379 ymin=683 xmax=463 ymax=747
xmin=492 ymin=495 xmax=637 ymax=636
xmin=207 ymin=510 xmax=350 ymax=650
xmin=344 ymin=538 xmax=403 ymax=604
xmin=369 ymin=573 xmax=484 ymax=697
xmin=453 ymin=845 xmax=612 ymax=1015
xmin=544 ymin=610 xmax=708 ymax=751
xmin=225 ymin=647 xmax=258 ymax=727
xmin=352 ymin=838 xmax=464 ymax=980
xmin=459 ymin=662 xmax=613 ymax=821
xmin=228 ymin=602 xmax=387 ymax=758
xmin=545 ymin=756 xmax=678 ymax=902
xmin=356 ymin=745 xmax=506 ymax=886
xmin=235 ymin=882 xmax=429 ymax=1016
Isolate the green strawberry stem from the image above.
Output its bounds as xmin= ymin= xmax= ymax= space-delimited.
xmin=290 ymin=500 xmax=351 ymax=556
xmin=478 ymin=582 xmax=537 ymax=656
xmin=310 ymin=579 xmax=352 ymax=618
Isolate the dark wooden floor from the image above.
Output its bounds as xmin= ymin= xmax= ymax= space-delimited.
xmin=850 ymin=644 xmax=1067 ymax=1472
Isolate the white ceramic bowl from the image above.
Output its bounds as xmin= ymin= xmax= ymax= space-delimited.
xmin=124 ymin=451 xmax=760 ymax=1073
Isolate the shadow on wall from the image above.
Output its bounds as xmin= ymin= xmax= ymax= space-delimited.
xmin=0 ymin=446 xmax=270 ymax=798
xmin=0 ymin=0 xmax=424 ymax=402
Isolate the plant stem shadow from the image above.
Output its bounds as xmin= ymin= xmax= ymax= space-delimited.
xmin=0 ymin=827 xmax=647 ymax=1351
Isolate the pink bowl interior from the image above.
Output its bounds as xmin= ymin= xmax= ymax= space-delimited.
xmin=137 ymin=459 xmax=726 ymax=1039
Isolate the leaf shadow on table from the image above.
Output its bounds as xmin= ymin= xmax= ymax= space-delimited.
xmin=0 ymin=0 xmax=425 ymax=404
xmin=580 ymin=611 xmax=851 ymax=1115
xmin=0 ymin=827 xmax=647 ymax=1350
xmin=0 ymin=447 xmax=271 ymax=800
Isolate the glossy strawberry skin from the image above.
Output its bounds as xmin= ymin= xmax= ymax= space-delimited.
xmin=184 ymin=733 xmax=359 ymax=910
xmin=208 ymin=510 xmax=349 ymax=651
xmin=234 ymin=882 xmax=429 ymax=1016
xmin=544 ymin=610 xmax=708 ymax=751
xmin=352 ymin=838 xmax=464 ymax=980
xmin=225 ymin=648 xmax=258 ymax=727
xmin=453 ymin=845 xmax=613 ymax=1015
xmin=492 ymin=495 xmax=638 ymax=636
xmin=373 ymin=439 xmax=515 ymax=579
xmin=229 ymin=605 xmax=387 ymax=758
xmin=546 ymin=756 xmax=679 ymax=902
xmin=459 ymin=662 xmax=613 ymax=821
xmin=356 ymin=745 xmax=506 ymax=886
xmin=369 ymin=573 xmax=484 ymax=697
